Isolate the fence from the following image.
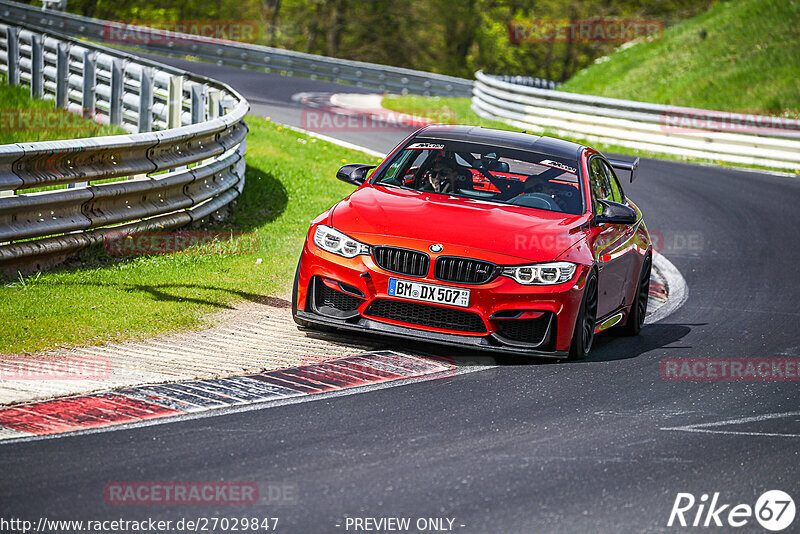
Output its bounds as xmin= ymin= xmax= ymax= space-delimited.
xmin=472 ymin=71 xmax=800 ymax=170
xmin=0 ymin=20 xmax=249 ymax=273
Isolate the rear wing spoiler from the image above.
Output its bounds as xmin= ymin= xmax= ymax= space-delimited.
xmin=608 ymin=157 xmax=640 ymax=183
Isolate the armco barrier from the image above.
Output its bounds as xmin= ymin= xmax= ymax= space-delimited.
xmin=0 ymin=0 xmax=473 ymax=98
xmin=0 ymin=19 xmax=249 ymax=273
xmin=472 ymin=71 xmax=800 ymax=170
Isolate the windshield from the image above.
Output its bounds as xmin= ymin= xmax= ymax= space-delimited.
xmin=372 ymin=139 xmax=583 ymax=215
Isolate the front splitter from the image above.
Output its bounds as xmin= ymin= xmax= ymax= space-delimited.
xmin=296 ymin=310 xmax=569 ymax=359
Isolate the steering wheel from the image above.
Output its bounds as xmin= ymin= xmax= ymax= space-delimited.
xmin=507 ymin=192 xmax=563 ymax=211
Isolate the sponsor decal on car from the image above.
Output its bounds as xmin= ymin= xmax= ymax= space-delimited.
xmin=407 ymin=143 xmax=445 ymax=150
xmin=538 ymin=159 xmax=577 ymax=174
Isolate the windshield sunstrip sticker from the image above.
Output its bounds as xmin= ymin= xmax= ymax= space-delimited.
xmin=539 ymin=160 xmax=577 ymax=174
xmin=407 ymin=143 xmax=445 ymax=150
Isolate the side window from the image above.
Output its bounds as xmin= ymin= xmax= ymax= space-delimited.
xmin=589 ymin=158 xmax=612 ymax=214
xmin=598 ymin=160 xmax=624 ymax=203
xmin=381 ymin=149 xmax=427 ymax=183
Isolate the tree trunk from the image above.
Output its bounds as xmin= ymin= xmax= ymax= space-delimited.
xmin=326 ymin=0 xmax=346 ymax=57
xmin=263 ymin=0 xmax=282 ymax=46
xmin=306 ymin=0 xmax=323 ymax=53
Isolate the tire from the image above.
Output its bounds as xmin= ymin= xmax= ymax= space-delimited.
xmin=569 ymin=270 xmax=598 ymax=360
xmin=618 ymin=255 xmax=651 ymax=336
xmin=291 ymin=259 xmax=333 ymax=332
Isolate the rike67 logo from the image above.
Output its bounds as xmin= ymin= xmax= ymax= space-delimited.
xmin=668 ymin=490 xmax=795 ymax=531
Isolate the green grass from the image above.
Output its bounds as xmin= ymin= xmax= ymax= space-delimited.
xmin=0 ymin=118 xmax=380 ymax=354
xmin=0 ymin=81 xmax=124 ymax=144
xmin=559 ymin=0 xmax=800 ymax=117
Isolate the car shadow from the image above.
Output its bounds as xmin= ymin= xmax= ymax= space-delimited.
xmin=347 ymin=322 xmax=697 ymax=368
xmin=580 ymin=322 xmax=696 ymax=362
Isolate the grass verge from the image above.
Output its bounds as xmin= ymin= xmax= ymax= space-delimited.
xmin=0 ymin=118 xmax=380 ymax=354
xmin=559 ymin=0 xmax=800 ymax=117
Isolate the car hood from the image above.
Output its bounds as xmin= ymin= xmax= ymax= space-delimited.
xmin=330 ymin=185 xmax=588 ymax=263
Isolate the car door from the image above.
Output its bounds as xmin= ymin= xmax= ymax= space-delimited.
xmin=588 ymin=157 xmax=630 ymax=318
xmin=598 ymin=158 xmax=642 ymax=308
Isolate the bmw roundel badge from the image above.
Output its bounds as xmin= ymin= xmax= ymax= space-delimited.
xmin=429 ymin=244 xmax=443 ymax=253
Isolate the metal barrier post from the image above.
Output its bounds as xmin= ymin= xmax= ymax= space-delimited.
xmin=190 ymin=84 xmax=205 ymax=124
xmin=6 ymin=27 xmax=19 ymax=86
xmin=167 ymin=75 xmax=184 ymax=129
xmin=207 ymin=89 xmax=220 ymax=119
xmin=30 ymin=34 xmax=43 ymax=98
xmin=82 ymin=50 xmax=95 ymax=119
xmin=55 ymin=42 xmax=69 ymax=108
xmin=138 ymin=66 xmax=153 ymax=133
xmin=201 ymin=89 xmax=221 ymax=167
xmin=109 ymin=58 xmax=123 ymax=125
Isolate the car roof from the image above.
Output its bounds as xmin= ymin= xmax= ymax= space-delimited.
xmin=414 ymin=125 xmax=585 ymax=160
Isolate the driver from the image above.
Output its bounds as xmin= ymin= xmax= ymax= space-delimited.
xmin=423 ymin=159 xmax=459 ymax=193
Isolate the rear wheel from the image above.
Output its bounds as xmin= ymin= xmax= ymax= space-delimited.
xmin=569 ymin=270 xmax=598 ymax=360
xmin=619 ymin=255 xmax=651 ymax=336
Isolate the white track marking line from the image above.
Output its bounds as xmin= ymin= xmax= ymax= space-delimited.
xmin=0 ymin=426 xmax=33 ymax=440
xmin=646 ymin=252 xmax=688 ymax=324
xmin=661 ymin=411 xmax=800 ymax=438
xmin=279 ymin=123 xmax=387 ymax=158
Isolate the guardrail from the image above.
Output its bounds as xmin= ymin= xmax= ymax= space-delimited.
xmin=0 ymin=20 xmax=249 ymax=273
xmin=0 ymin=0 xmax=474 ymax=98
xmin=472 ymin=71 xmax=800 ymax=170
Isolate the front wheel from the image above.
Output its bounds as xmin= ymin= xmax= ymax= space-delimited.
xmin=618 ymin=255 xmax=651 ymax=336
xmin=569 ymin=270 xmax=598 ymax=360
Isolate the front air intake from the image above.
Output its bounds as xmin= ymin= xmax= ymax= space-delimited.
xmin=435 ymin=256 xmax=498 ymax=285
xmin=372 ymin=246 xmax=429 ymax=277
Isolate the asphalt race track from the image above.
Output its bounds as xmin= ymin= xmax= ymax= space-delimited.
xmin=2 ymin=56 xmax=799 ymax=533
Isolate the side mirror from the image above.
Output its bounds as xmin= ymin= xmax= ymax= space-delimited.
xmin=595 ymin=199 xmax=637 ymax=225
xmin=337 ymin=164 xmax=376 ymax=186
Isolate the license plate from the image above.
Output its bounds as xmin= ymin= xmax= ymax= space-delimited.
xmin=388 ymin=278 xmax=470 ymax=308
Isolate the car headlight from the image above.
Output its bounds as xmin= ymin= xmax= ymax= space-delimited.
xmin=313 ymin=225 xmax=370 ymax=258
xmin=501 ymin=262 xmax=577 ymax=285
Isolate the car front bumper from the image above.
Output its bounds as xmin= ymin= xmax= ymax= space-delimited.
xmin=295 ymin=238 xmax=589 ymax=357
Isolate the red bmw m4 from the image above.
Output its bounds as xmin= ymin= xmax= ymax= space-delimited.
xmin=292 ymin=125 xmax=652 ymax=359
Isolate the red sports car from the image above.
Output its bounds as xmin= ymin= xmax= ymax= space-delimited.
xmin=292 ymin=126 xmax=652 ymax=359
